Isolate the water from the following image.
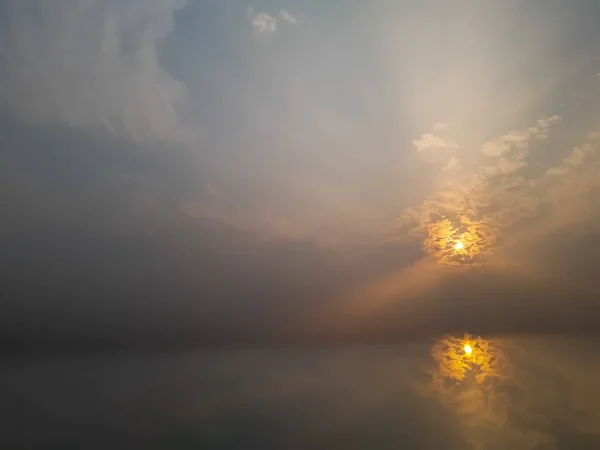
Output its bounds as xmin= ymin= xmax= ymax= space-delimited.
xmin=2 ymin=337 xmax=600 ymax=449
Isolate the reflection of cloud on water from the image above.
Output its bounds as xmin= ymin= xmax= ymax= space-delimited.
xmin=13 ymin=339 xmax=599 ymax=449
xmin=430 ymin=335 xmax=509 ymax=384
xmin=421 ymin=335 xmax=600 ymax=450
xmin=419 ymin=336 xmax=523 ymax=449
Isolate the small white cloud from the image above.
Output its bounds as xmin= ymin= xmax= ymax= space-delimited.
xmin=480 ymin=139 xmax=512 ymax=157
xmin=497 ymin=157 xmax=526 ymax=174
xmin=546 ymin=145 xmax=591 ymax=176
xmin=278 ymin=10 xmax=299 ymax=24
xmin=413 ymin=133 xmax=458 ymax=152
xmin=502 ymin=130 xmax=532 ymax=148
xmin=563 ymin=147 xmax=586 ymax=166
xmin=248 ymin=7 xmax=300 ymax=34
xmin=252 ymin=12 xmax=277 ymax=33
xmin=536 ymin=115 xmax=561 ymax=129
xmin=480 ymin=116 xmax=561 ymax=157
xmin=442 ymin=157 xmax=461 ymax=171
xmin=545 ymin=165 xmax=570 ymax=176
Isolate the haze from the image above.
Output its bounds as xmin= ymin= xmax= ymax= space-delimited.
xmin=4 ymin=1 xmax=600 ymax=449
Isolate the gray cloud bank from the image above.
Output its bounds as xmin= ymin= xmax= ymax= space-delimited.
xmin=0 ymin=0 xmax=195 ymax=144
xmin=2 ymin=1 xmax=600 ymax=354
xmin=2 ymin=133 xmax=600 ymax=354
xmin=2 ymin=109 xmax=600 ymax=353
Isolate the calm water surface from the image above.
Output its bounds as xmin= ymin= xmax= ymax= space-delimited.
xmin=2 ymin=336 xmax=600 ymax=449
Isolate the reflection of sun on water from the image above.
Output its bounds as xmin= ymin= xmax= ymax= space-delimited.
xmin=423 ymin=335 xmax=515 ymax=448
xmin=463 ymin=343 xmax=472 ymax=355
xmin=430 ymin=335 xmax=508 ymax=384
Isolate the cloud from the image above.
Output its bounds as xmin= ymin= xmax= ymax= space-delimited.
xmin=5 ymin=0 xmax=600 ymax=359
xmin=442 ymin=157 xmax=461 ymax=171
xmin=279 ymin=10 xmax=299 ymax=24
xmin=4 ymin=121 xmax=600 ymax=350
xmin=0 ymin=0 xmax=195 ymax=144
xmin=480 ymin=116 xmax=561 ymax=157
xmin=251 ymin=12 xmax=277 ymax=33
xmin=248 ymin=7 xmax=300 ymax=34
xmin=401 ymin=115 xmax=563 ymax=265
xmin=412 ymin=131 xmax=458 ymax=152
xmin=545 ymin=145 xmax=590 ymax=175
xmin=411 ymin=123 xmax=461 ymax=168
xmin=423 ymin=335 xmax=600 ymax=450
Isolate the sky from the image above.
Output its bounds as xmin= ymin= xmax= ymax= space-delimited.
xmin=2 ymin=0 xmax=600 ymax=350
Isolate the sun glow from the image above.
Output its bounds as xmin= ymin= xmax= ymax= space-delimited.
xmin=454 ymin=241 xmax=464 ymax=250
xmin=464 ymin=343 xmax=472 ymax=355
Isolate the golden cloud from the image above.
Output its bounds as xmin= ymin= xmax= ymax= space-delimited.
xmin=420 ymin=336 xmax=600 ymax=450
xmin=400 ymin=116 xmax=570 ymax=265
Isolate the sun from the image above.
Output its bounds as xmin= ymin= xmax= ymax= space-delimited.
xmin=464 ymin=344 xmax=472 ymax=356
xmin=454 ymin=241 xmax=464 ymax=250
